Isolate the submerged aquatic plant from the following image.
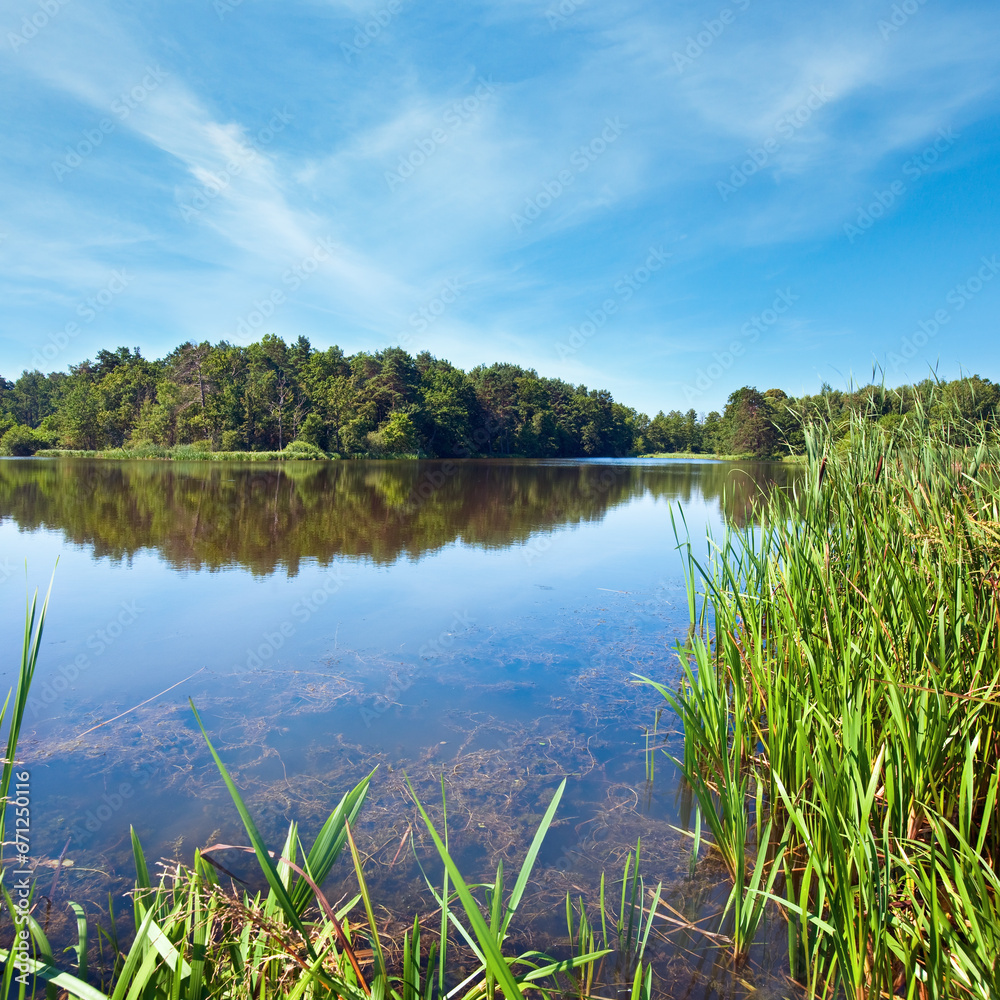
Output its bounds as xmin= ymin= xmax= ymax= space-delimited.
xmin=1 ymin=604 xmax=616 ymax=1000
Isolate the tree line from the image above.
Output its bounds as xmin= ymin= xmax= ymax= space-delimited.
xmin=643 ymin=378 xmax=1000 ymax=456
xmin=0 ymin=335 xmax=996 ymax=458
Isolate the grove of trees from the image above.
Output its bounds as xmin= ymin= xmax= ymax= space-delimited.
xmin=0 ymin=336 xmax=997 ymax=460
xmin=0 ymin=338 xmax=640 ymax=459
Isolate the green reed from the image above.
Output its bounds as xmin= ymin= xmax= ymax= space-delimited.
xmin=642 ymin=398 xmax=1000 ymax=996
xmin=0 ymin=573 xmax=52 ymax=869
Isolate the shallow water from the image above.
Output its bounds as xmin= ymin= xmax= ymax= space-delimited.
xmin=1 ymin=456 xmax=799 ymax=997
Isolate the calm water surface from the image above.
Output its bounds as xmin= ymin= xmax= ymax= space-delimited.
xmin=1 ymin=457 xmax=798 ymax=997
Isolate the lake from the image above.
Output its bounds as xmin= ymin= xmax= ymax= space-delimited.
xmin=1 ymin=456 xmax=798 ymax=996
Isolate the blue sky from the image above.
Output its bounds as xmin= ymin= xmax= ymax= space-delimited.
xmin=2 ymin=0 xmax=999 ymax=415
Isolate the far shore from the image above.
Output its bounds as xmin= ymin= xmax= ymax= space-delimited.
xmin=26 ymin=447 xmax=805 ymax=463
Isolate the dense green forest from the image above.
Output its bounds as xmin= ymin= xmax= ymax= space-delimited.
xmin=0 ymin=336 xmax=997 ymax=458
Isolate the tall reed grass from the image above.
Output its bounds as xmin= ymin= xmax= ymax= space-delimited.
xmin=642 ymin=402 xmax=1000 ymax=997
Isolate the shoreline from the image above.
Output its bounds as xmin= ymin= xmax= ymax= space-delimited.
xmin=27 ymin=448 xmax=805 ymax=463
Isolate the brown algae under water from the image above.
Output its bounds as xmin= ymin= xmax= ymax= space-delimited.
xmin=16 ymin=609 xmax=793 ymax=998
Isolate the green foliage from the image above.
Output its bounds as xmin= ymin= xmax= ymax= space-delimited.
xmin=0 ymin=424 xmax=48 ymax=456
xmin=5 ymin=339 xmax=997 ymax=462
xmin=367 ymin=410 xmax=418 ymax=456
xmin=282 ymin=440 xmax=329 ymax=460
xmin=0 ymin=575 xmax=53 ymax=865
xmin=722 ymin=386 xmax=780 ymax=458
xmin=648 ymin=377 xmax=1000 ymax=459
xmin=220 ymin=429 xmax=243 ymax=452
xmin=642 ymin=399 xmax=1000 ymax=994
xmin=644 ymin=408 xmax=703 ymax=453
xmin=295 ymin=412 xmax=326 ymax=450
xmin=34 ymin=445 xmax=339 ymax=462
xmin=1 ymin=339 xmax=649 ymax=459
